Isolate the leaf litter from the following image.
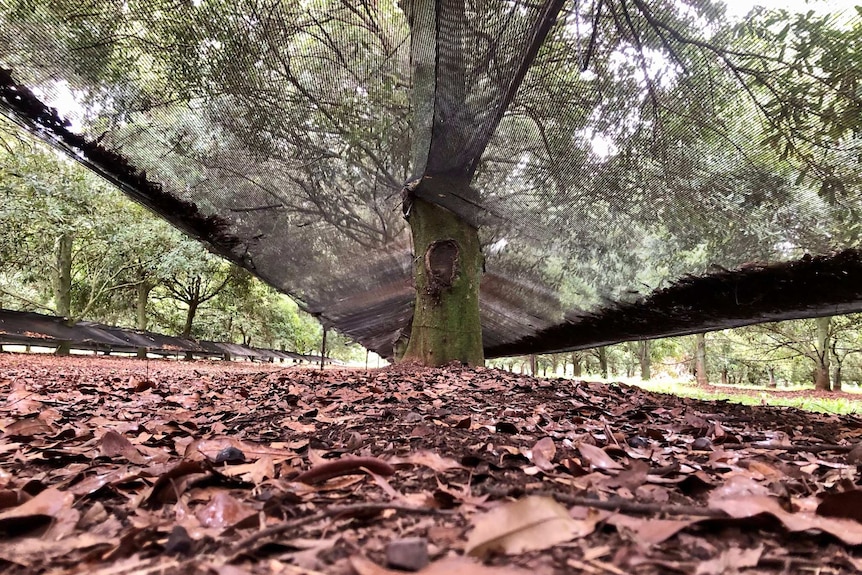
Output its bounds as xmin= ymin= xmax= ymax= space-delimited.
xmin=1 ymin=354 xmax=862 ymax=573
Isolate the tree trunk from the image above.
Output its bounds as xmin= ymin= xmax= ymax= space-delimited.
xmin=638 ymin=340 xmax=651 ymax=380
xmin=721 ymin=367 xmax=728 ymax=385
xmin=53 ymin=233 xmax=73 ymax=357
xmin=571 ymin=352 xmax=582 ymax=377
xmin=182 ymin=300 xmax=199 ymax=339
xmin=529 ymin=354 xmax=538 ymax=376
xmin=53 ymin=232 xmax=73 ymax=319
xmin=598 ymin=347 xmax=608 ymax=379
xmin=181 ymin=300 xmax=199 ymax=361
xmin=320 ymin=327 xmax=327 ymax=371
xmin=695 ymin=333 xmax=708 ymax=385
xmin=401 ymin=196 xmax=483 ymax=366
xmin=814 ymin=316 xmax=832 ymax=391
xmin=767 ymin=367 xmax=776 ymax=387
xmin=814 ymin=366 xmax=830 ymax=390
xmin=833 ymin=365 xmax=843 ymax=391
xmin=136 ymin=281 xmax=153 ymax=358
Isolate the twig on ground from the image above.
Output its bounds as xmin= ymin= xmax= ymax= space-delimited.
xmin=227 ymin=503 xmax=451 ymax=556
xmin=483 ymin=487 xmax=729 ymax=518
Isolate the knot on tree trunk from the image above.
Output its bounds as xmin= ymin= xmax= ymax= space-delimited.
xmin=424 ymin=239 xmax=460 ymax=299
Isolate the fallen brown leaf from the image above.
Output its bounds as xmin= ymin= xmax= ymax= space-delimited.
xmin=465 ymin=496 xmax=591 ymax=557
xmin=578 ymin=442 xmax=624 ymax=471
xmin=710 ymin=496 xmax=862 ymax=545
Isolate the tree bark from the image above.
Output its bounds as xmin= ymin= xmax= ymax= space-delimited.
xmin=182 ymin=300 xmax=199 ymax=339
xmin=53 ymin=232 xmax=73 ymax=319
xmin=136 ymin=280 xmax=154 ymax=358
xmin=598 ymin=347 xmax=608 ymax=379
xmin=320 ymin=327 xmax=327 ymax=371
xmin=401 ymin=195 xmax=483 ymax=366
xmin=695 ymin=333 xmax=708 ymax=385
xmin=638 ymin=340 xmax=651 ymax=380
xmin=833 ymin=365 xmax=842 ymax=391
xmin=52 ymin=232 xmax=74 ymax=356
xmin=571 ymin=352 xmax=582 ymax=377
xmin=181 ymin=300 xmax=199 ymax=361
xmin=814 ymin=316 xmax=832 ymax=391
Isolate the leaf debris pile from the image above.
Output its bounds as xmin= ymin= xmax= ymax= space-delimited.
xmin=2 ymin=354 xmax=862 ymax=574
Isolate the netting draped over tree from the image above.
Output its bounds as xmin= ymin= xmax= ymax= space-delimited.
xmin=0 ymin=0 xmax=860 ymax=360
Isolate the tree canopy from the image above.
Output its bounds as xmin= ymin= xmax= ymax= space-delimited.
xmin=0 ymin=121 xmax=343 ymax=357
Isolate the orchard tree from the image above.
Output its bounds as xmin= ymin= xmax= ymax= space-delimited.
xmin=0 ymin=123 xmax=142 ymax=326
xmin=156 ymin=242 xmax=241 ymax=339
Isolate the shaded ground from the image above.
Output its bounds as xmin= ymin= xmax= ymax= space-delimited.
xmin=2 ymin=354 xmax=862 ymax=574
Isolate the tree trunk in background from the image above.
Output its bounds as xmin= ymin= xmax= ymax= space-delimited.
xmin=833 ymin=365 xmax=843 ymax=391
xmin=529 ymin=354 xmax=537 ymax=376
xmin=181 ymin=300 xmax=199 ymax=361
xmin=721 ymin=367 xmax=728 ymax=385
xmin=814 ymin=316 xmax=832 ymax=391
xmin=181 ymin=300 xmax=199 ymax=339
xmin=320 ymin=327 xmax=327 ymax=371
xmin=638 ymin=340 xmax=651 ymax=380
xmin=767 ymin=367 xmax=776 ymax=387
xmin=401 ymin=196 xmax=484 ymax=366
xmin=53 ymin=233 xmax=73 ymax=318
xmin=136 ymin=281 xmax=154 ymax=358
xmin=53 ymin=233 xmax=74 ymax=356
xmin=695 ymin=333 xmax=708 ymax=385
xmin=571 ymin=352 xmax=582 ymax=377
xmin=598 ymin=347 xmax=608 ymax=379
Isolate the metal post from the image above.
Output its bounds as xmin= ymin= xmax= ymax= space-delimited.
xmin=320 ymin=327 xmax=327 ymax=371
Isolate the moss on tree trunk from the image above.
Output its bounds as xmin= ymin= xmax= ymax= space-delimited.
xmin=53 ymin=232 xmax=73 ymax=319
xmin=53 ymin=232 xmax=73 ymax=356
xmin=401 ymin=196 xmax=483 ymax=366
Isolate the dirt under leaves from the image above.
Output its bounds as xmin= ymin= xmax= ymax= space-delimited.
xmin=2 ymin=354 xmax=862 ymax=575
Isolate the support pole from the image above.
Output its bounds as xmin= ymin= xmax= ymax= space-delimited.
xmin=320 ymin=327 xmax=328 ymax=371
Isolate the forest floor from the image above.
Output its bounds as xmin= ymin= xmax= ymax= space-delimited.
xmin=2 ymin=354 xmax=862 ymax=575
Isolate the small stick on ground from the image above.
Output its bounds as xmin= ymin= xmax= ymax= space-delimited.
xmin=227 ymin=503 xmax=450 ymax=557
xmin=483 ymin=487 xmax=729 ymax=518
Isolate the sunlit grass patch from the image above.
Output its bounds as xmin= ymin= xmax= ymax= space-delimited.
xmin=598 ymin=376 xmax=862 ymax=415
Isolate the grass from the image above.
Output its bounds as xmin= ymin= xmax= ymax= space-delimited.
xmin=621 ymin=376 xmax=862 ymax=415
xmin=507 ymin=367 xmax=862 ymax=414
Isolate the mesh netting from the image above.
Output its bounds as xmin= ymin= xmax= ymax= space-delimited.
xmin=1 ymin=0 xmax=860 ymax=357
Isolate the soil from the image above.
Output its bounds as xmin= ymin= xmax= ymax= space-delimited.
xmin=1 ymin=353 xmax=862 ymax=574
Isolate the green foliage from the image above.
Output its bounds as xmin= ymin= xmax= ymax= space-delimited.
xmin=524 ymin=313 xmax=862 ymax=395
xmin=0 ymin=120 xmax=354 ymax=356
